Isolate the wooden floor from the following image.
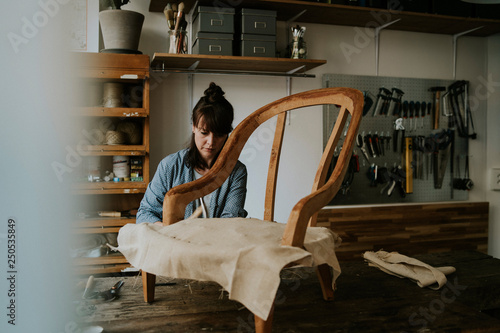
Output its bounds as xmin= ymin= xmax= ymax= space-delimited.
xmin=74 ymin=251 xmax=500 ymax=332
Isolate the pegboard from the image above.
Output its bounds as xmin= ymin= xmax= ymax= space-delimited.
xmin=323 ymin=74 xmax=469 ymax=205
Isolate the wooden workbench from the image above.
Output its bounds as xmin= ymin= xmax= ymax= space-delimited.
xmin=75 ymin=251 xmax=500 ymax=332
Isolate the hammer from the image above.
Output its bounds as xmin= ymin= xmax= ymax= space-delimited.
xmin=429 ymin=86 xmax=446 ymax=130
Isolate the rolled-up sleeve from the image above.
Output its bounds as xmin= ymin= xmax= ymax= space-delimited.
xmin=137 ymin=150 xmax=248 ymax=222
xmin=136 ymin=159 xmax=171 ymax=223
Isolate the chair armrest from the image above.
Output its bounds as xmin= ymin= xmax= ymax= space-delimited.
xmin=162 ymin=155 xmax=240 ymax=224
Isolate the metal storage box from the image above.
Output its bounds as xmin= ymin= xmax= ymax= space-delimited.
xmin=240 ymin=34 xmax=276 ymax=57
xmin=192 ymin=6 xmax=235 ymax=36
xmin=192 ymin=32 xmax=233 ymax=56
xmin=241 ymin=8 xmax=276 ymax=35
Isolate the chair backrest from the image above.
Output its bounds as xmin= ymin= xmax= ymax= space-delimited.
xmin=162 ymin=87 xmax=363 ymax=247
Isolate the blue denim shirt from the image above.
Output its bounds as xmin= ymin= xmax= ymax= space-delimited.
xmin=136 ymin=149 xmax=248 ymax=223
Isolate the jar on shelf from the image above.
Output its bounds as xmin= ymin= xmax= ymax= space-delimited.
xmin=291 ymin=37 xmax=307 ymax=59
xmin=168 ymin=30 xmax=188 ymax=54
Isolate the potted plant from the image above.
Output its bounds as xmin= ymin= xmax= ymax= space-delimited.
xmin=99 ymin=0 xmax=145 ymax=53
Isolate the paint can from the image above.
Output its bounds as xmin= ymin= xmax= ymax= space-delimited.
xmin=113 ymin=156 xmax=130 ymax=178
xmin=87 ymin=156 xmax=101 ymax=182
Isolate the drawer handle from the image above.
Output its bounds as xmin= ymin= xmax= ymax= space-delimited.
xmin=255 ymin=22 xmax=267 ymax=29
xmin=209 ymin=45 xmax=222 ymax=52
xmin=253 ymin=46 xmax=266 ymax=54
xmin=211 ymin=19 xmax=223 ymax=26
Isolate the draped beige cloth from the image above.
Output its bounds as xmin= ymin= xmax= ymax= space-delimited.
xmin=116 ymin=218 xmax=342 ymax=320
xmin=363 ymin=250 xmax=456 ymax=290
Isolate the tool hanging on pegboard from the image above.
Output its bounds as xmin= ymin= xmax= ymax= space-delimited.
xmin=404 ymin=137 xmax=413 ymax=193
xmin=388 ymin=87 xmax=404 ymax=117
xmin=372 ymin=87 xmax=392 ymax=116
xmin=432 ymin=129 xmax=453 ymax=189
xmin=453 ymin=155 xmax=474 ymax=191
xmin=363 ymin=91 xmax=375 ymax=116
xmin=447 ymin=80 xmax=477 ymax=139
xmin=429 ymin=86 xmax=446 ymax=130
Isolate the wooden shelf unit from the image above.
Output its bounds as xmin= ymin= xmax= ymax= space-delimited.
xmin=73 ymin=52 xmax=150 ymax=275
xmin=150 ymin=0 xmax=500 ymax=37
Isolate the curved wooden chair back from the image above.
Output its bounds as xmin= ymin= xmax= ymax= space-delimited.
xmin=161 ymin=87 xmax=363 ymax=247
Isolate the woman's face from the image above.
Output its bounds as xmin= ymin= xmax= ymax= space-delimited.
xmin=192 ymin=118 xmax=228 ymax=168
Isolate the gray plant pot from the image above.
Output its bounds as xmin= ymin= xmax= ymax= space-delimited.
xmin=99 ymin=9 xmax=145 ymax=52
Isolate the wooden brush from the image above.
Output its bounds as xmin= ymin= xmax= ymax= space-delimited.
xmin=163 ymin=3 xmax=175 ymax=30
xmin=174 ymin=2 xmax=184 ymax=32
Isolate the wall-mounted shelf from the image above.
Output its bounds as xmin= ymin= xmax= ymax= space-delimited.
xmin=150 ymin=53 xmax=326 ymax=77
xmin=149 ymin=0 xmax=500 ymax=37
xmin=77 ymin=107 xmax=148 ymax=117
xmin=72 ymin=181 xmax=147 ymax=194
xmin=79 ymin=145 xmax=147 ymax=156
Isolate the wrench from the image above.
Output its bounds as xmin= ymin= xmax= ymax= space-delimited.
xmin=356 ymin=134 xmax=370 ymax=162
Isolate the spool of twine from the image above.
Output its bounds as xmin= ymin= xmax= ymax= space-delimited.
xmin=117 ymin=121 xmax=142 ymax=144
xmin=93 ymin=117 xmax=116 ymax=133
xmin=87 ymin=129 xmax=105 ymax=145
xmin=127 ymin=84 xmax=142 ymax=108
xmin=103 ymin=82 xmax=124 ymax=108
xmin=105 ymin=130 xmax=126 ymax=145
xmin=88 ymin=82 xmax=103 ymax=107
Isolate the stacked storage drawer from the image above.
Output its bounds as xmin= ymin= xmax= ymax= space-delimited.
xmin=192 ymin=6 xmax=235 ymax=56
xmin=239 ymin=9 xmax=277 ymax=57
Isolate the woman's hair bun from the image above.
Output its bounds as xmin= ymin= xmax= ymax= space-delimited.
xmin=204 ymin=82 xmax=225 ymax=103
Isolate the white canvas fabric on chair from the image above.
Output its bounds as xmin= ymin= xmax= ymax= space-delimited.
xmin=116 ymin=218 xmax=342 ymax=320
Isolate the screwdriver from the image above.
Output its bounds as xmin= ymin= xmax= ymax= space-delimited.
xmin=402 ymin=101 xmax=409 ymax=129
xmin=421 ymin=102 xmax=426 ymax=128
xmin=414 ymin=101 xmax=420 ymax=131
xmin=409 ymin=101 xmax=415 ymax=132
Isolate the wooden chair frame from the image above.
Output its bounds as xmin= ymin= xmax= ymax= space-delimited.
xmin=141 ymin=87 xmax=363 ymax=332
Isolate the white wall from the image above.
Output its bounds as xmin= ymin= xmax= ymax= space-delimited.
xmin=116 ymin=2 xmax=498 ymax=257
xmin=486 ymin=35 xmax=500 ymax=258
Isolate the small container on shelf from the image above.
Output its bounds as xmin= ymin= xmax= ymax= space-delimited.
xmin=240 ymin=34 xmax=276 ymax=57
xmin=168 ymin=30 xmax=188 ymax=54
xmin=192 ymin=32 xmax=233 ymax=56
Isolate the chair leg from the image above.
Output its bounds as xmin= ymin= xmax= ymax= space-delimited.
xmin=254 ymin=303 xmax=275 ymax=333
xmin=316 ymin=263 xmax=335 ymax=301
xmin=142 ymin=270 xmax=156 ymax=303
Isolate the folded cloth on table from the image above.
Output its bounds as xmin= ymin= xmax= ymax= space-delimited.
xmin=363 ymin=250 xmax=456 ymax=290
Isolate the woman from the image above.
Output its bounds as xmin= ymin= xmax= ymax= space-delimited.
xmin=136 ymin=82 xmax=248 ymax=224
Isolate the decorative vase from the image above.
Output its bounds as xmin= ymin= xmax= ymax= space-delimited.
xmin=99 ymin=9 xmax=144 ymax=53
